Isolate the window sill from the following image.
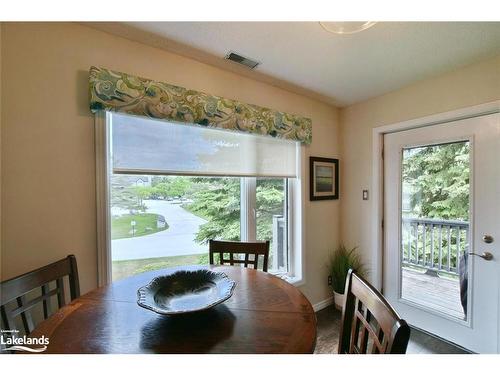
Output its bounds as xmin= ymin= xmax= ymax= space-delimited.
xmin=272 ymin=273 xmax=304 ymax=287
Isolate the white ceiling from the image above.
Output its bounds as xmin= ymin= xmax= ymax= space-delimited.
xmin=124 ymin=22 xmax=500 ymax=106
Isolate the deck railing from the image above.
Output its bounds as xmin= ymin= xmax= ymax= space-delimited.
xmin=402 ymin=217 xmax=469 ymax=276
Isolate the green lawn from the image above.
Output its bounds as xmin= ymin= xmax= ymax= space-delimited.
xmin=111 ymin=213 xmax=168 ymax=240
xmin=112 ymin=253 xmax=210 ymax=281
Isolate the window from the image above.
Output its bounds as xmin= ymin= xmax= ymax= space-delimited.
xmin=256 ymin=177 xmax=288 ymax=272
xmin=98 ymin=112 xmax=303 ymax=283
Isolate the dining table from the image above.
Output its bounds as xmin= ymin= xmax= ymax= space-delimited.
xmin=28 ymin=265 xmax=317 ymax=353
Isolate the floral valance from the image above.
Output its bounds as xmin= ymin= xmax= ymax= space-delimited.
xmin=89 ymin=66 xmax=312 ymax=144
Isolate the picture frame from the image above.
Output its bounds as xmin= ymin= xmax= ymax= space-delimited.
xmin=309 ymin=157 xmax=339 ymax=200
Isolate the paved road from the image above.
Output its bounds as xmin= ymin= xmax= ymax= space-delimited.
xmin=111 ymin=200 xmax=208 ymax=261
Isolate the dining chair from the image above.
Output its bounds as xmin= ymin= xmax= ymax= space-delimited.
xmin=0 ymin=255 xmax=80 ymax=335
xmin=338 ymin=269 xmax=411 ymax=354
xmin=209 ymin=240 xmax=270 ymax=272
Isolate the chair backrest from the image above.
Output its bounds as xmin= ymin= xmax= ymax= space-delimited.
xmin=0 ymin=255 xmax=80 ymax=335
xmin=338 ymin=269 xmax=410 ymax=354
xmin=209 ymin=240 xmax=270 ymax=272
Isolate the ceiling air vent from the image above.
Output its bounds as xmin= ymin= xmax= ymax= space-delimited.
xmin=224 ymin=51 xmax=260 ymax=69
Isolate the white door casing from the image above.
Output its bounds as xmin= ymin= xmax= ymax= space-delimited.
xmin=383 ymin=112 xmax=500 ymax=353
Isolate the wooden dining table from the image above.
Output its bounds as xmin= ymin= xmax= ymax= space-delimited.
xmin=29 ymin=265 xmax=317 ymax=354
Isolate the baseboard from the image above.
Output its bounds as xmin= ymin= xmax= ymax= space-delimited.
xmin=312 ymin=296 xmax=334 ymax=312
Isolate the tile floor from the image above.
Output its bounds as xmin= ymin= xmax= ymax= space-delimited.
xmin=315 ymin=305 xmax=468 ymax=354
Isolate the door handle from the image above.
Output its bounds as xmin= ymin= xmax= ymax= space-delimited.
xmin=468 ymin=251 xmax=494 ymax=261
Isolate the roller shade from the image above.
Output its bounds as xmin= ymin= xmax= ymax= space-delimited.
xmin=111 ymin=113 xmax=298 ymax=178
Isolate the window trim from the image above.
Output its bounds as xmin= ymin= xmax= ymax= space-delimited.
xmin=287 ymin=144 xmax=306 ymax=287
xmin=95 ymin=111 xmax=305 ymax=286
xmin=95 ymin=111 xmax=112 ymax=286
xmin=240 ymin=177 xmax=256 ymax=242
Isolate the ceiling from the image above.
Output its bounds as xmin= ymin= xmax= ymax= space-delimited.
xmin=97 ymin=22 xmax=500 ymax=107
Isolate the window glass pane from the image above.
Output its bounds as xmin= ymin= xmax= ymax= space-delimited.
xmin=110 ymin=175 xmax=240 ymax=280
xmin=256 ymin=178 xmax=288 ymax=273
xmin=111 ymin=112 xmax=298 ymax=178
xmin=400 ymin=141 xmax=470 ymax=321
xmin=108 ymin=113 xmax=297 ymax=281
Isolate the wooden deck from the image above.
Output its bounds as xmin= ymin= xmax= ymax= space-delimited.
xmin=401 ymin=268 xmax=465 ymax=320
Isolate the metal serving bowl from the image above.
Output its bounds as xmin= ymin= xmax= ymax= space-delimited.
xmin=137 ymin=269 xmax=236 ymax=315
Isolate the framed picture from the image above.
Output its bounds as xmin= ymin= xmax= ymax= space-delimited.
xmin=310 ymin=157 xmax=339 ymax=200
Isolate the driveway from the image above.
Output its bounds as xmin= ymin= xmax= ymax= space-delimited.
xmin=111 ymin=199 xmax=208 ymax=261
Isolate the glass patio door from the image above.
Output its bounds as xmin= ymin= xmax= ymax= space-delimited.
xmin=383 ymin=112 xmax=500 ymax=353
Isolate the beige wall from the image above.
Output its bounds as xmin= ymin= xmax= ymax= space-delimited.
xmin=1 ymin=22 xmax=339 ymax=304
xmin=339 ymin=55 xmax=500 ymax=277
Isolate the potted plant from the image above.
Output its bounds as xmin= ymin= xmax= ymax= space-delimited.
xmin=328 ymin=245 xmax=366 ymax=310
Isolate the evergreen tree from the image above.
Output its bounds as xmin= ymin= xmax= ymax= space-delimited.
xmin=402 ymin=142 xmax=469 ymax=221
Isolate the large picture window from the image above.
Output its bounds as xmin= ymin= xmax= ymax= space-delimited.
xmin=100 ymin=113 xmax=302 ymax=282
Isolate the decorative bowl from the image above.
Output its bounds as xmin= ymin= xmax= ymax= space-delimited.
xmin=137 ymin=269 xmax=236 ymax=315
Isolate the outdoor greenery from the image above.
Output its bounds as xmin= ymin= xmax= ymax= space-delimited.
xmin=256 ymin=179 xmax=285 ymax=241
xmin=112 ymin=254 xmax=209 ymax=281
xmin=401 ymin=142 xmax=470 ymax=272
xmin=402 ymin=142 xmax=469 ymax=221
xmin=149 ymin=176 xmax=192 ymax=199
xmin=328 ymin=245 xmax=366 ymax=294
xmin=110 ymin=175 xmax=148 ymax=213
xmin=111 ymin=213 xmax=168 ymax=240
xmin=110 ymin=175 xmax=285 ymax=245
xmin=184 ymin=177 xmax=242 ymax=243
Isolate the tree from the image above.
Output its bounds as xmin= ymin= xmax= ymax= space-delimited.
xmin=152 ymin=177 xmax=192 ymax=198
xmin=110 ymin=176 xmax=147 ymax=213
xmin=402 ymin=142 xmax=469 ymax=221
xmin=185 ymin=178 xmax=285 ymax=245
xmin=256 ymin=179 xmax=285 ymax=241
xmin=132 ymin=186 xmax=152 ymax=207
xmin=186 ymin=178 xmax=241 ymax=243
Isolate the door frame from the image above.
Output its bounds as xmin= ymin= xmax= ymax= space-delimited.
xmin=370 ymin=100 xmax=500 ymax=292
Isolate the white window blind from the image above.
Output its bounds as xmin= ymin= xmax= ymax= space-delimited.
xmin=111 ymin=113 xmax=298 ymax=178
